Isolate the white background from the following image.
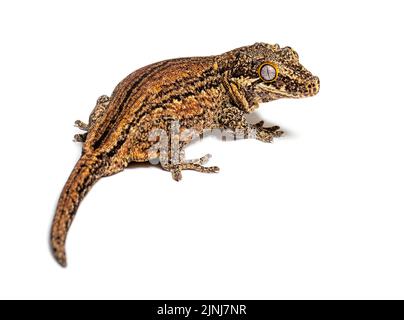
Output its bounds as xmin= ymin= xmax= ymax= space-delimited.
xmin=0 ymin=0 xmax=403 ymax=300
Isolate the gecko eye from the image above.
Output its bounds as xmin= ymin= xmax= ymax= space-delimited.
xmin=258 ymin=62 xmax=279 ymax=82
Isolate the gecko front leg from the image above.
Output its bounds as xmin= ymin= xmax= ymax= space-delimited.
xmin=218 ymin=105 xmax=284 ymax=143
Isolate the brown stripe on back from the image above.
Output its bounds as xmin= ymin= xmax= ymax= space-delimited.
xmin=88 ymin=57 xmax=206 ymax=151
xmin=88 ymin=57 xmax=216 ymax=154
xmin=88 ymin=59 xmax=175 ymax=150
xmin=104 ymin=71 xmax=222 ymax=159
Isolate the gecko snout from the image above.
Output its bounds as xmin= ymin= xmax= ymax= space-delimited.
xmin=305 ymin=76 xmax=320 ymax=96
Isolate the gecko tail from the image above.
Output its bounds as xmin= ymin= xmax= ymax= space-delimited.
xmin=51 ymin=155 xmax=102 ymax=267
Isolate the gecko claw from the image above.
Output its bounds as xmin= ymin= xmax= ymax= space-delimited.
xmin=210 ymin=166 xmax=220 ymax=173
xmin=171 ymin=168 xmax=183 ymax=182
xmin=255 ymin=120 xmax=265 ymax=128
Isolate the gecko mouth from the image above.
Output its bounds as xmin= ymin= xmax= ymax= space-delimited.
xmin=258 ymin=85 xmax=302 ymax=99
xmin=258 ymin=76 xmax=320 ymax=99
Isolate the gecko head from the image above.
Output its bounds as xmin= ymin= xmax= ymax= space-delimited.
xmin=223 ymin=43 xmax=320 ymax=103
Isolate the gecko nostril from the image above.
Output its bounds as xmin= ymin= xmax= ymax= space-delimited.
xmin=305 ymin=76 xmax=320 ymax=96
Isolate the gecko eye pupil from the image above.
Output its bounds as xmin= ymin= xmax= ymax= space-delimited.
xmin=258 ymin=62 xmax=278 ymax=82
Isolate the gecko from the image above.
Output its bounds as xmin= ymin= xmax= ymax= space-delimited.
xmin=51 ymin=43 xmax=320 ymax=267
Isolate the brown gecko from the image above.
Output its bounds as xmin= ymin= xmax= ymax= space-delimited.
xmin=51 ymin=43 xmax=320 ymax=267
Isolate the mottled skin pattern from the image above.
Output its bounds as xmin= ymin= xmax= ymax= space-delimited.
xmin=51 ymin=43 xmax=320 ymax=267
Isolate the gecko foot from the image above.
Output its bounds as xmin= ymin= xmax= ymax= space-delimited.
xmin=162 ymin=154 xmax=220 ymax=181
xmin=74 ymin=120 xmax=89 ymax=142
xmin=74 ymin=120 xmax=88 ymax=131
xmin=254 ymin=120 xmax=280 ymax=132
xmin=183 ymin=153 xmax=212 ymax=165
xmin=255 ymin=125 xmax=284 ymax=143
xmin=73 ymin=133 xmax=87 ymax=143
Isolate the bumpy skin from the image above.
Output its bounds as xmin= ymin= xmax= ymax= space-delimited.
xmin=51 ymin=43 xmax=320 ymax=267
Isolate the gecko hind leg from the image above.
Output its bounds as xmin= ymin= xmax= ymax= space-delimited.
xmin=73 ymin=95 xmax=110 ymax=142
xmin=88 ymin=95 xmax=110 ymax=127
xmin=161 ymin=154 xmax=220 ymax=182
